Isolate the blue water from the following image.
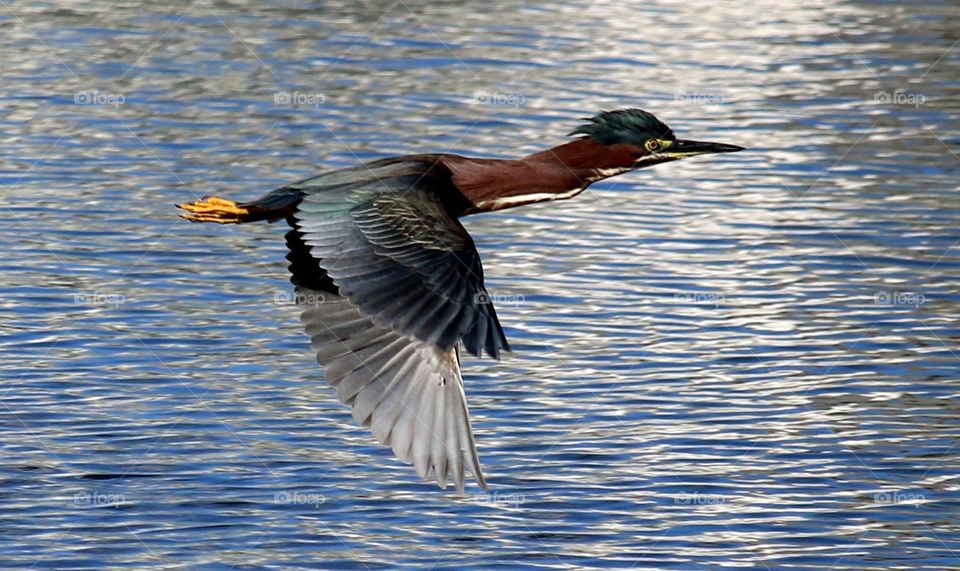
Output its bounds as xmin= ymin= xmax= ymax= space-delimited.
xmin=1 ymin=1 xmax=959 ymax=569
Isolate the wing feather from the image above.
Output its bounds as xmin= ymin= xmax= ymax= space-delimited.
xmin=298 ymin=288 xmax=486 ymax=492
xmin=282 ymin=157 xmax=505 ymax=491
xmin=295 ymin=159 xmax=508 ymax=359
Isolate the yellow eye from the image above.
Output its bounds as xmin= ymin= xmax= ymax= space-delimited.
xmin=645 ymin=139 xmax=661 ymax=152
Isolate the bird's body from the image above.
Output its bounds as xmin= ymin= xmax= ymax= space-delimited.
xmin=179 ymin=109 xmax=743 ymax=492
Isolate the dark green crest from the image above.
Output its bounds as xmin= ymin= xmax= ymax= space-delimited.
xmin=570 ymin=108 xmax=675 ymax=146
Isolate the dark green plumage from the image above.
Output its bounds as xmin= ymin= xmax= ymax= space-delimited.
xmin=570 ymin=108 xmax=675 ymax=146
xmin=291 ymin=157 xmax=508 ymax=360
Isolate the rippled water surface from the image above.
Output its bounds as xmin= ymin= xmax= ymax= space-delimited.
xmin=2 ymin=1 xmax=959 ymax=569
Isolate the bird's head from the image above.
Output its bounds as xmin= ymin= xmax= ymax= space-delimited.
xmin=570 ymin=108 xmax=744 ymax=172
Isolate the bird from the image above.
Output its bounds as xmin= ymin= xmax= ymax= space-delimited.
xmin=178 ymin=108 xmax=743 ymax=493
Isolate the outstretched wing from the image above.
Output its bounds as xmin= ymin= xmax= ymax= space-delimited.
xmin=292 ymin=158 xmax=509 ymax=359
xmin=283 ymin=157 xmax=508 ymax=490
xmin=298 ymin=287 xmax=486 ymax=492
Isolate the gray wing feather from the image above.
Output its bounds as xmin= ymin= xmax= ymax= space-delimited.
xmin=298 ymin=287 xmax=487 ymax=492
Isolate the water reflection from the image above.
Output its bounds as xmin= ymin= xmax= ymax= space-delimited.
xmin=1 ymin=0 xmax=958 ymax=569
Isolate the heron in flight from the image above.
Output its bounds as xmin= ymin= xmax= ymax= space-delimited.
xmin=179 ymin=109 xmax=743 ymax=492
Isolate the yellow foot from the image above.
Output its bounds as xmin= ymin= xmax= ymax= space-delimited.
xmin=177 ymin=196 xmax=249 ymax=223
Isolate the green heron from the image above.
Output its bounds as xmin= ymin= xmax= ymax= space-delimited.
xmin=179 ymin=108 xmax=743 ymax=492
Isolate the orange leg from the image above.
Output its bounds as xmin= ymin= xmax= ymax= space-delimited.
xmin=178 ymin=196 xmax=250 ymax=223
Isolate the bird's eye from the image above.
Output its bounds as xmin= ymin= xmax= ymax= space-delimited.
xmin=645 ymin=139 xmax=661 ymax=152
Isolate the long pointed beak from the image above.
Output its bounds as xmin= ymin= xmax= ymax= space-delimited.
xmin=669 ymin=139 xmax=745 ymax=157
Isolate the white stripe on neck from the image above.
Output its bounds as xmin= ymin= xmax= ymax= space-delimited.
xmin=481 ymin=185 xmax=587 ymax=210
xmin=475 ymin=167 xmax=630 ymax=210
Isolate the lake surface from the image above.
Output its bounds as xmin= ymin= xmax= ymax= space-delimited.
xmin=1 ymin=1 xmax=959 ymax=569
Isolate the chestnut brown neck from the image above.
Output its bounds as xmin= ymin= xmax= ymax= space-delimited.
xmin=443 ymin=138 xmax=637 ymax=215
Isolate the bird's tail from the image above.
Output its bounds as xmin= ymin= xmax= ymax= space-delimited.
xmin=178 ymin=187 xmax=304 ymax=224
